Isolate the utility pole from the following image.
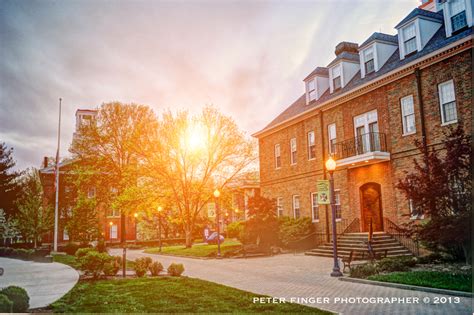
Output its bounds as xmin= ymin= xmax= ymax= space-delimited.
xmin=53 ymin=98 xmax=62 ymax=253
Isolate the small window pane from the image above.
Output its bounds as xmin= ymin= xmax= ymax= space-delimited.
xmin=311 ymin=193 xmax=319 ymax=221
xmin=438 ymin=80 xmax=457 ymax=123
xmin=403 ymin=23 xmax=416 ymax=39
xmin=293 ymin=195 xmax=300 ymax=219
xmin=452 ymin=11 xmax=467 ymax=31
xmin=333 ymin=76 xmax=341 ymax=90
xmin=404 ymin=37 xmax=417 ymax=54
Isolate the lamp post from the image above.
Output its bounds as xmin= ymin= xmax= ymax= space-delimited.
xmin=157 ymin=206 xmax=163 ymax=252
xmin=134 ymin=213 xmax=138 ymax=243
xmin=326 ymin=156 xmax=343 ymax=277
xmin=213 ymin=189 xmax=222 ymax=258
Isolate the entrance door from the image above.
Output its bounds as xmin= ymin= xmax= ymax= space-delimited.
xmin=360 ymin=183 xmax=383 ymax=232
xmin=354 ymin=110 xmax=378 ymax=154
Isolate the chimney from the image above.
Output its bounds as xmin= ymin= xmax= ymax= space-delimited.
xmin=335 ymin=42 xmax=359 ymax=56
xmin=43 ymin=156 xmax=48 ymax=168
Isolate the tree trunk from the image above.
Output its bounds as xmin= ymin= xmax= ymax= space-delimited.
xmin=185 ymin=229 xmax=193 ymax=248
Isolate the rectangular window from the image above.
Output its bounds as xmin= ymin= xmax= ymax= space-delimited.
xmin=87 ymin=187 xmax=96 ymax=199
xmin=403 ymin=23 xmax=417 ymax=55
xmin=274 ymin=144 xmax=281 ymax=169
xmin=276 ymin=197 xmax=284 ymax=217
xmin=63 ymin=229 xmax=69 ymax=241
xmin=328 ymin=123 xmax=337 ymax=154
xmin=293 ymin=195 xmax=300 ymax=219
xmin=364 ymin=48 xmax=375 ymax=74
xmin=450 ymin=0 xmax=467 ymax=32
xmin=307 ymin=79 xmax=316 ymax=101
xmin=107 ymin=208 xmax=120 ymax=217
xmin=332 ymin=65 xmax=342 ymax=90
xmin=438 ymin=80 xmax=457 ymax=124
xmin=307 ymin=131 xmax=316 ymax=160
xmin=110 ymin=224 xmax=118 ymax=239
xmin=408 ymin=199 xmax=424 ymax=220
xmin=290 ymin=138 xmax=297 ymax=165
xmin=311 ymin=193 xmax=319 ymax=222
xmin=334 ymin=191 xmax=341 ymax=220
xmin=400 ymin=95 xmax=416 ymax=135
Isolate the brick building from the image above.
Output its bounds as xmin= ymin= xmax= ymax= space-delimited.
xmin=253 ymin=0 xmax=472 ymax=239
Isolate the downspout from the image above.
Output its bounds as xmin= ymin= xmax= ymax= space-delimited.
xmin=414 ymin=68 xmax=427 ymax=149
xmin=319 ymin=112 xmax=330 ymax=243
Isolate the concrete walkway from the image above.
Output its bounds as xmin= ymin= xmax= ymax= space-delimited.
xmin=0 ymin=257 xmax=79 ymax=309
xmin=112 ymin=249 xmax=473 ymax=315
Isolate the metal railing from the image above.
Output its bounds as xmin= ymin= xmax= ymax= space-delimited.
xmin=333 ymin=132 xmax=388 ymax=160
xmin=342 ymin=218 xmax=361 ymax=234
xmin=383 ymin=218 xmax=420 ymax=257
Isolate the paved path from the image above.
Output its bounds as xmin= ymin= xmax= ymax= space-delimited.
xmin=0 ymin=257 xmax=79 ymax=309
xmin=111 ymin=249 xmax=473 ymax=315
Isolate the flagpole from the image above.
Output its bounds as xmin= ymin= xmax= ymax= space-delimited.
xmin=53 ymin=98 xmax=62 ymax=252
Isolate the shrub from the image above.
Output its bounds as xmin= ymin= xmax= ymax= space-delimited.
xmin=278 ymin=217 xmax=314 ymax=247
xmin=15 ymin=249 xmax=33 ymax=260
xmin=79 ymin=251 xmax=112 ymax=279
xmin=96 ymin=239 xmax=107 ymax=253
xmin=134 ymin=257 xmax=151 ymax=277
xmin=75 ymin=247 xmax=98 ymax=259
xmin=350 ymin=264 xmax=378 ymax=279
xmin=226 ymin=221 xmax=244 ymax=239
xmin=149 ymin=261 xmax=164 ymax=276
xmin=416 ymin=252 xmax=451 ymax=264
xmin=0 ymin=286 xmax=29 ymax=312
xmin=103 ymin=256 xmax=122 ymax=276
xmin=62 ymin=243 xmax=81 ymax=256
xmin=167 ymin=263 xmax=185 ymax=276
xmin=0 ymin=294 xmax=13 ymax=313
xmin=376 ymin=257 xmax=414 ymax=273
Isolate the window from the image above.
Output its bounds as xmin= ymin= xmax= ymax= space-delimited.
xmin=332 ymin=65 xmax=342 ymax=91
xmin=87 ymin=187 xmax=96 ymax=199
xmin=438 ymin=80 xmax=457 ymax=124
xmin=334 ymin=191 xmax=341 ymax=220
xmin=293 ymin=195 xmax=300 ymax=219
xmin=364 ymin=48 xmax=375 ymax=74
xmin=409 ymin=199 xmax=424 ymax=220
xmin=276 ymin=197 xmax=284 ymax=217
xmin=400 ymin=95 xmax=416 ymax=135
xmin=63 ymin=229 xmax=69 ymax=241
xmin=290 ymin=138 xmax=297 ymax=165
xmin=107 ymin=208 xmax=120 ymax=217
xmin=328 ymin=124 xmax=337 ymax=154
xmin=274 ymin=144 xmax=281 ymax=169
xmin=311 ymin=193 xmax=319 ymax=222
xmin=450 ymin=0 xmax=467 ymax=32
xmin=307 ymin=131 xmax=316 ymax=160
xmin=403 ymin=23 xmax=417 ymax=55
xmin=110 ymin=224 xmax=118 ymax=239
xmin=307 ymin=79 xmax=316 ymax=102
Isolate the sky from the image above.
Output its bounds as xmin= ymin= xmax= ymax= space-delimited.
xmin=0 ymin=0 xmax=419 ymax=170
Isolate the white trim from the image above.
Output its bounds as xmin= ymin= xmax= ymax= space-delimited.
xmin=311 ymin=192 xmax=319 ymax=222
xmin=402 ymin=131 xmax=416 ymax=137
xmin=276 ymin=197 xmax=284 ymax=217
xmin=274 ymin=144 xmax=281 ymax=169
xmin=400 ymin=95 xmax=416 ymax=135
xmin=438 ymin=79 xmax=458 ymax=124
xmin=290 ymin=138 xmax=297 ymax=165
xmin=292 ymin=195 xmax=301 ymax=219
xmin=307 ymin=131 xmax=316 ymax=160
xmin=441 ymin=120 xmax=458 ymax=126
xmin=337 ymin=151 xmax=391 ymax=167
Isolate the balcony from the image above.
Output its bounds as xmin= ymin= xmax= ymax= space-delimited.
xmin=332 ymin=132 xmax=390 ymax=167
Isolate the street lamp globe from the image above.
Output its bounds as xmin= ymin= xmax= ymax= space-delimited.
xmin=134 ymin=213 xmax=138 ymax=218
xmin=109 ymin=221 xmax=113 ymax=226
xmin=157 ymin=206 xmax=163 ymax=212
xmin=213 ymin=189 xmax=220 ymax=198
xmin=325 ymin=157 xmax=337 ymax=172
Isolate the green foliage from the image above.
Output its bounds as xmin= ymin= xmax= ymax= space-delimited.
xmin=0 ymin=286 xmax=29 ymax=312
xmin=75 ymin=247 xmax=97 ymax=258
xmin=0 ymin=294 xmax=13 ymax=313
xmin=62 ymin=242 xmax=90 ymax=256
xmin=66 ymin=190 xmax=99 ymax=244
xmin=149 ymin=261 xmax=164 ymax=276
xmin=243 ymin=196 xmax=279 ymax=247
xmin=0 ymin=209 xmax=20 ymax=245
xmin=350 ymin=263 xmax=378 ymax=279
xmin=96 ymin=239 xmax=107 ymax=253
xmin=416 ymin=252 xmax=456 ymax=264
xmin=226 ymin=221 xmax=244 ymax=239
xmin=78 ymin=251 xmax=112 ymax=279
xmin=167 ymin=263 xmax=185 ymax=276
xmin=278 ymin=216 xmax=314 ymax=246
xmin=134 ymin=257 xmax=151 ymax=277
xmin=103 ymin=256 xmax=122 ymax=276
xmin=376 ymin=257 xmax=415 ymax=273
xmin=0 ymin=143 xmax=21 ymax=219
xmin=368 ymin=271 xmax=472 ymax=292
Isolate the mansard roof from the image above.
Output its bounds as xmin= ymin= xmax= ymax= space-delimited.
xmin=394 ymin=8 xmax=443 ymax=29
xmin=303 ymin=67 xmax=329 ymax=80
xmin=359 ymin=32 xmax=398 ymax=49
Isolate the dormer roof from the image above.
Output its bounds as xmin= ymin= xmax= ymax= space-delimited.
xmin=395 ymin=8 xmax=443 ymax=29
xmin=327 ymin=52 xmax=360 ymax=67
xmin=359 ymin=32 xmax=398 ymax=50
xmin=304 ymin=67 xmax=329 ymax=80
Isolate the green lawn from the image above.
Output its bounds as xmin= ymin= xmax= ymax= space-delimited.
xmin=368 ymin=271 xmax=472 ymax=292
xmin=50 ymin=277 xmax=329 ymax=313
xmin=144 ymin=239 xmax=242 ymax=258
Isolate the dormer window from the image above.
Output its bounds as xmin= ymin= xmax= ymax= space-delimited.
xmin=450 ymin=0 xmax=467 ymax=32
xmin=332 ymin=65 xmax=342 ymax=91
xmin=307 ymin=79 xmax=316 ymax=102
xmin=403 ymin=23 xmax=417 ymax=55
xmin=363 ymin=48 xmax=375 ymax=74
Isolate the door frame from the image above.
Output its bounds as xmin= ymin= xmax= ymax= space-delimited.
xmin=359 ymin=182 xmax=384 ymax=232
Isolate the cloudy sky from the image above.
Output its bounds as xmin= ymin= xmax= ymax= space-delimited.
xmin=1 ymin=0 xmax=418 ymax=170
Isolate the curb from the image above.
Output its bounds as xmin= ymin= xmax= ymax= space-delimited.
xmin=339 ymin=277 xmax=473 ymax=297
xmin=141 ymin=251 xmax=215 ymax=260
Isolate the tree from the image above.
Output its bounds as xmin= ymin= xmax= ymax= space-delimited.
xmin=396 ymin=123 xmax=471 ymax=263
xmin=0 ymin=143 xmax=21 ymax=217
xmin=16 ymin=169 xmax=53 ymax=248
xmin=243 ymin=195 xmax=279 ymax=248
xmin=0 ymin=209 xmax=20 ymax=246
xmin=143 ymin=107 xmax=256 ymax=247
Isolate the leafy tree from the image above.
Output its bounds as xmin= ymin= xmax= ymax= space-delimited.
xmin=0 ymin=143 xmax=21 ymax=217
xmin=0 ymin=209 xmax=20 ymax=246
xmin=243 ymin=195 xmax=279 ymax=248
xmin=16 ymin=169 xmax=53 ymax=248
xmin=396 ymin=123 xmax=471 ymax=263
xmin=143 ymin=107 xmax=256 ymax=247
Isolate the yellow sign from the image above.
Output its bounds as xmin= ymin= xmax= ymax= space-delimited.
xmin=317 ymin=180 xmax=330 ymax=205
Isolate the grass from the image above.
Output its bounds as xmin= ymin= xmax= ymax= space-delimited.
xmin=367 ymin=271 xmax=472 ymax=292
xmin=50 ymin=277 xmax=330 ymax=313
xmin=144 ymin=239 xmax=243 ymax=258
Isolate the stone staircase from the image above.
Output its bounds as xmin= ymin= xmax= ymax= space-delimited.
xmin=305 ymin=232 xmax=413 ymax=258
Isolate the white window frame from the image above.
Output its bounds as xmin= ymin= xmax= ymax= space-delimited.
xmin=400 ymin=95 xmax=416 ymax=136
xmin=307 ymin=131 xmax=316 ymax=160
xmin=438 ymin=79 xmax=458 ymax=125
xmin=328 ymin=123 xmax=337 ymax=155
xmin=334 ymin=190 xmax=341 ymax=221
xmin=363 ymin=47 xmax=375 ymax=74
xmin=110 ymin=224 xmax=118 ymax=239
xmin=409 ymin=198 xmax=425 ymax=220
xmin=290 ymin=138 xmax=297 ymax=165
xmin=402 ymin=22 xmax=417 ymax=56
xmin=274 ymin=144 xmax=281 ymax=169
xmin=63 ymin=229 xmax=69 ymax=241
xmin=292 ymin=195 xmax=300 ymax=219
xmin=276 ymin=197 xmax=284 ymax=217
xmin=307 ymin=78 xmax=317 ymax=102
xmin=311 ymin=192 xmax=319 ymax=222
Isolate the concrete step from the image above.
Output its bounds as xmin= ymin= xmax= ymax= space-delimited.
xmin=304 ymin=251 xmax=413 ymax=258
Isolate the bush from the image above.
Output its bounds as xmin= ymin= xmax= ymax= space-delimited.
xmin=416 ymin=252 xmax=453 ymax=264
xmin=167 ymin=263 xmax=185 ymax=276
xmin=79 ymin=251 xmax=112 ymax=279
xmin=75 ymin=247 xmax=97 ymax=259
xmin=0 ymin=286 xmax=29 ymax=312
xmin=96 ymin=239 xmax=107 ymax=253
xmin=15 ymin=249 xmax=33 ymax=260
xmin=376 ymin=257 xmax=414 ymax=273
xmin=134 ymin=257 xmax=151 ymax=277
xmin=62 ymin=243 xmax=81 ymax=255
xmin=0 ymin=294 xmax=13 ymax=313
xmin=149 ymin=261 xmax=164 ymax=276
xmin=226 ymin=221 xmax=244 ymax=239
xmin=0 ymin=247 xmax=14 ymax=257
xmin=278 ymin=217 xmax=314 ymax=247
xmin=350 ymin=264 xmax=378 ymax=279
xmin=103 ymin=256 xmax=122 ymax=276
